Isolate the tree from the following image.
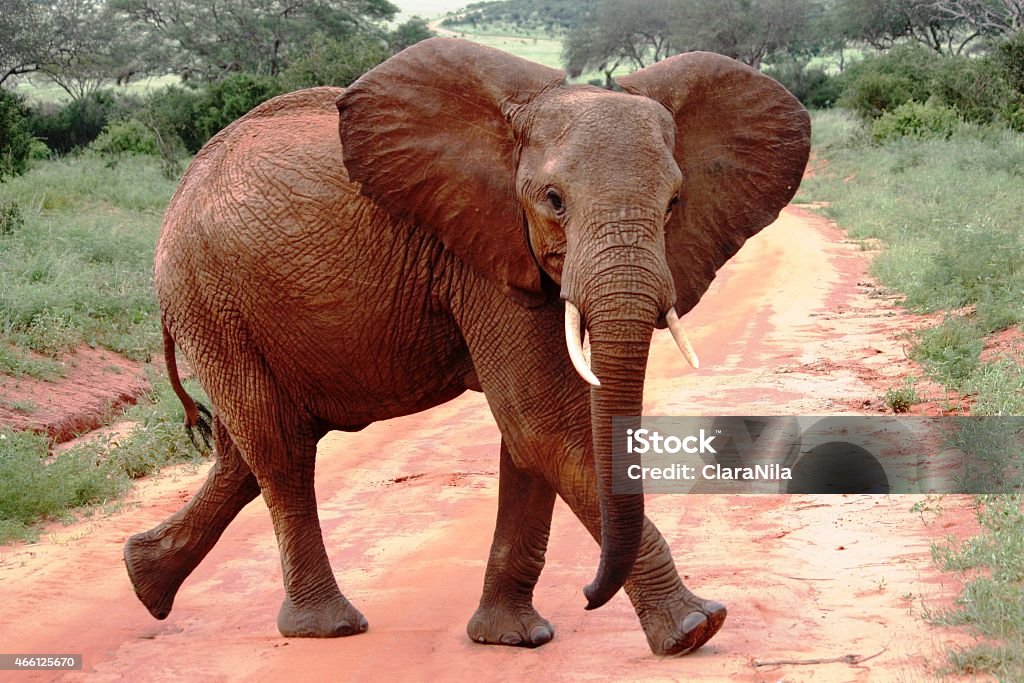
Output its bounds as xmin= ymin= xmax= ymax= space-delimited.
xmin=110 ymin=0 xmax=399 ymax=81
xmin=836 ymin=0 xmax=979 ymax=55
xmin=931 ymin=0 xmax=1024 ymax=36
xmin=563 ymin=0 xmax=820 ymax=79
xmin=388 ymin=16 xmax=435 ymax=53
xmin=670 ymin=0 xmax=818 ymax=68
xmin=563 ymin=0 xmax=677 ymax=83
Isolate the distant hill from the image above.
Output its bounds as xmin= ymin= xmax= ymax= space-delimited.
xmin=441 ymin=0 xmax=593 ymax=34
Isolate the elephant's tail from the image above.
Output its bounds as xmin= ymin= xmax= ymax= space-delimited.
xmin=163 ymin=323 xmax=213 ymax=450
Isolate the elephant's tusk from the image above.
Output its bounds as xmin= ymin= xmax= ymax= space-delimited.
xmin=666 ymin=308 xmax=700 ymax=369
xmin=565 ymin=301 xmax=601 ymax=387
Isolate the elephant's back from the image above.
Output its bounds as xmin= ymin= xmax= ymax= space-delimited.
xmin=154 ymin=86 xmax=371 ymax=290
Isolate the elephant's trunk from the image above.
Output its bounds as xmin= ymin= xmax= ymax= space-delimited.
xmin=563 ymin=231 xmax=675 ymax=610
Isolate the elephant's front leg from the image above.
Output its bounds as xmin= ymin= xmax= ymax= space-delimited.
xmin=468 ymin=440 xmax=557 ymax=647
xmin=557 ymin=478 xmax=727 ymax=656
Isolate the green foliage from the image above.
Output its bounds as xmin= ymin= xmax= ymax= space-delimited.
xmin=883 ymin=376 xmax=919 ymax=413
xmin=111 ymin=0 xmax=399 ymax=82
xmin=0 ymin=155 xmax=177 ymax=362
xmin=931 ymin=55 xmax=1013 ymax=125
xmin=928 ymin=495 xmax=1024 ymax=679
xmin=871 ymin=101 xmax=960 ymax=142
xmin=798 ymin=111 xmax=1024 ymax=412
xmin=189 ymin=73 xmax=287 ymax=152
xmin=0 ymin=198 xmax=24 ymax=234
xmin=765 ymin=59 xmax=843 ymax=109
xmin=0 ymin=429 xmax=131 ymax=543
xmin=88 ymin=119 xmax=160 ymax=158
xmin=279 ymin=33 xmax=390 ymax=91
xmin=839 ymin=44 xmax=940 ymax=119
xmin=910 ymin=317 xmax=983 ymax=389
xmin=388 ymin=16 xmax=435 ymax=53
xmin=994 ymin=32 xmax=1024 ymax=95
xmin=27 ymin=90 xmax=126 ymax=155
xmin=443 ymin=0 xmax=592 ymax=35
xmin=0 ymin=88 xmax=35 ymax=180
xmin=0 ymin=376 xmax=211 ymax=544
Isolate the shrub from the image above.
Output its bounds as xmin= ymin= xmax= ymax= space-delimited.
xmin=189 ymin=73 xmax=287 ymax=151
xmin=279 ymin=33 xmax=389 ymax=92
xmin=0 ymin=199 xmax=24 ymax=235
xmin=0 ymin=89 xmax=35 ymax=180
xmin=871 ymin=101 xmax=960 ymax=142
xmin=27 ymin=90 xmax=124 ymax=155
xmin=931 ymin=56 xmax=1012 ymax=125
xmin=873 ymin=102 xmax=955 ymax=142
xmin=765 ymin=60 xmax=842 ymax=109
xmin=89 ymin=119 xmax=161 ymax=158
xmin=839 ymin=44 xmax=940 ymax=119
xmin=993 ymin=31 xmax=1024 ymax=95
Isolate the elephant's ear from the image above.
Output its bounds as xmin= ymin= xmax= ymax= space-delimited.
xmin=336 ymin=37 xmax=565 ymax=303
xmin=617 ymin=52 xmax=810 ymax=315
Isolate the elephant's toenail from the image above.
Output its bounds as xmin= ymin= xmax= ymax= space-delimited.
xmin=530 ymin=625 xmax=553 ymax=644
xmin=661 ymin=636 xmax=677 ymax=652
xmin=500 ymin=632 xmax=522 ymax=645
xmin=681 ymin=611 xmax=707 ymax=634
xmin=477 ymin=635 xmax=486 ymax=643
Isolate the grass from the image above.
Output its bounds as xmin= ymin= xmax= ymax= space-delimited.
xmin=927 ymin=495 xmax=1024 ymax=681
xmin=805 ymin=108 xmax=1024 ymax=677
xmin=0 ymin=152 xmax=205 ymax=544
xmin=0 ymin=377 xmax=210 ymax=544
xmin=12 ymin=74 xmax=180 ymax=105
xmin=798 ymin=110 xmax=1024 ymax=415
xmin=0 ymin=155 xmax=178 ymax=370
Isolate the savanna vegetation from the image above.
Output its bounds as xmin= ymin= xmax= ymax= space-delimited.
xmin=1 ymin=1 xmax=1022 ymax=675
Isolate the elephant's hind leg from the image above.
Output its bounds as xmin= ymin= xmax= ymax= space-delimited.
xmin=124 ymin=415 xmax=261 ymax=620
xmin=467 ymin=440 xmax=556 ymax=648
xmin=229 ymin=407 xmax=367 ymax=638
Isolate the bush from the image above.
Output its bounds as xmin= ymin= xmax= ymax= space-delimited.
xmin=765 ymin=60 xmax=842 ymax=109
xmin=27 ymin=90 xmax=126 ymax=155
xmin=190 ymin=73 xmax=286 ymax=150
xmin=89 ymin=119 xmax=161 ymax=158
xmin=931 ymin=56 xmax=1011 ymax=125
xmin=871 ymin=101 xmax=960 ymax=142
xmin=279 ymin=33 xmax=389 ymax=92
xmin=0 ymin=199 xmax=25 ymax=235
xmin=0 ymin=89 xmax=35 ymax=180
xmin=839 ymin=44 xmax=940 ymax=119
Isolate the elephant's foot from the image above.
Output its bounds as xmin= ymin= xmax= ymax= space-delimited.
xmin=467 ymin=603 xmax=554 ymax=647
xmin=277 ymin=595 xmax=369 ymax=638
xmin=123 ymin=531 xmax=191 ymax=620
xmin=640 ymin=595 xmax=727 ymax=656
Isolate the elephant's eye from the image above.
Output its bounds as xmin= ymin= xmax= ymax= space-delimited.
xmin=667 ymin=195 xmax=680 ymax=215
xmin=547 ymin=189 xmax=565 ymax=215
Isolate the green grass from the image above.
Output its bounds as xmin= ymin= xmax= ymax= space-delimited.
xmin=0 ymin=155 xmax=178 ymax=369
xmin=927 ymin=495 xmax=1024 ymax=680
xmin=0 ymin=377 xmax=210 ymax=544
xmin=12 ymin=74 xmax=181 ymax=105
xmin=799 ymin=110 xmax=1024 ymax=415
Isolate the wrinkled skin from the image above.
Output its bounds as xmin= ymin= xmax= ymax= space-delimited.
xmin=124 ymin=38 xmax=809 ymax=655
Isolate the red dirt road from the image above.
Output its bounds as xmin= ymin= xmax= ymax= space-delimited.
xmin=0 ymin=207 xmax=979 ymax=681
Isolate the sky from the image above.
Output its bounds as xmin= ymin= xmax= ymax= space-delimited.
xmin=391 ymin=0 xmax=469 ymax=22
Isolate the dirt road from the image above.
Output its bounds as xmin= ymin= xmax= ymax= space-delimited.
xmin=0 ymin=207 xmax=978 ymax=681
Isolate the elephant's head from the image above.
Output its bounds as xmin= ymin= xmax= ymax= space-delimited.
xmin=336 ymin=37 xmax=810 ymax=609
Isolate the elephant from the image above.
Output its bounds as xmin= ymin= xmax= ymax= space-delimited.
xmin=123 ymin=37 xmax=810 ymax=656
